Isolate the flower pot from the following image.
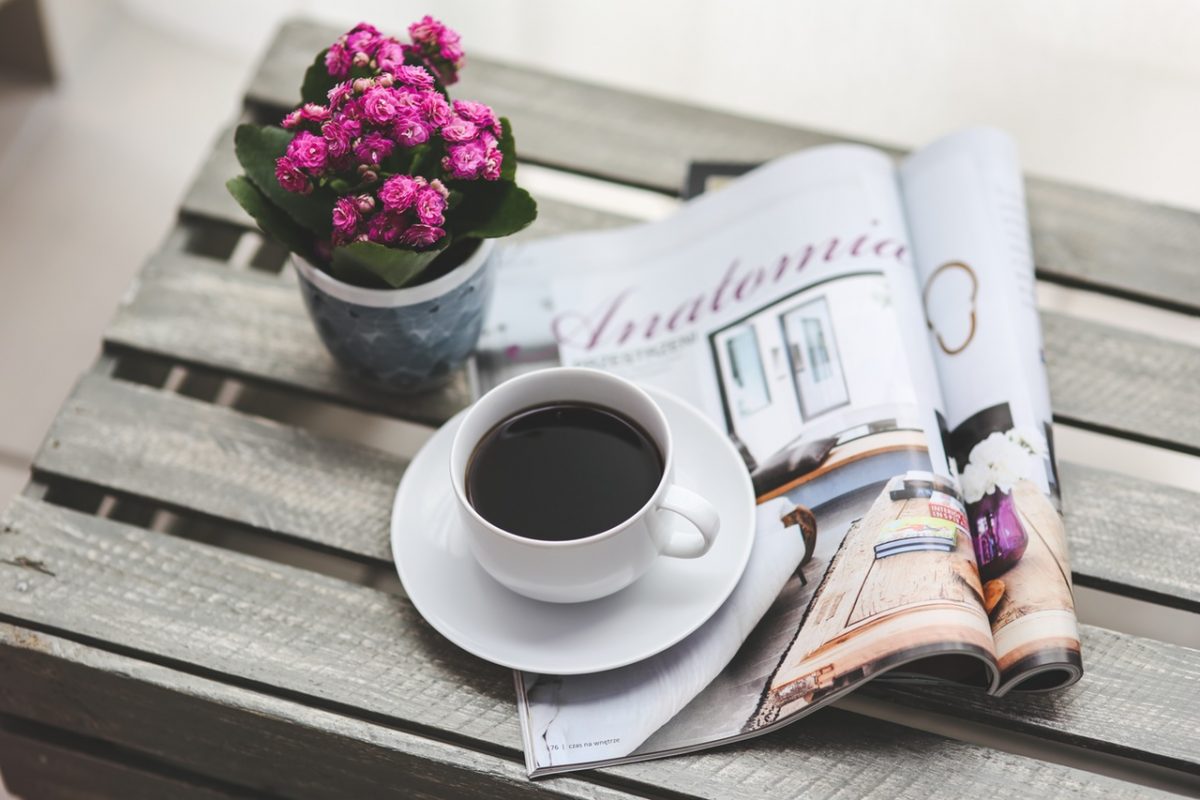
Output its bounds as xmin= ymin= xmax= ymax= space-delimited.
xmin=967 ymin=489 xmax=1029 ymax=581
xmin=292 ymin=238 xmax=496 ymax=393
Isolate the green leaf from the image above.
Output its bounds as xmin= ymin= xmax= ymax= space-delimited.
xmin=458 ymin=182 xmax=538 ymax=240
xmin=332 ymin=241 xmax=446 ymax=289
xmin=226 ymin=176 xmax=315 ymax=261
xmin=497 ymin=116 xmax=518 ymax=181
xmin=299 ymin=49 xmax=336 ymax=105
xmin=234 ymin=124 xmax=331 ymax=235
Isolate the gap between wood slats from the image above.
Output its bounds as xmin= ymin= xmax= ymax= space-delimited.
xmin=0 ymin=499 xmax=1194 ymax=798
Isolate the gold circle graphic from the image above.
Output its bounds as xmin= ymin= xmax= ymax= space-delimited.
xmin=922 ymin=260 xmax=978 ymax=356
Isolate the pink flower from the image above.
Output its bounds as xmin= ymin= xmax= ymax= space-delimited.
xmin=415 ymin=185 xmax=447 ymax=225
xmin=281 ymin=109 xmax=303 ymax=129
xmin=367 ymin=211 xmax=407 ymax=244
xmin=361 ymin=86 xmax=399 ymax=124
xmin=482 ymin=146 xmax=502 ymax=181
xmin=437 ymin=29 xmax=464 ymax=65
xmin=441 ymin=140 xmax=485 ymax=179
xmin=274 ymin=156 xmax=311 ymax=194
xmin=286 ymin=131 xmax=327 ymax=172
xmin=327 ymin=81 xmax=353 ymax=108
xmin=408 ymin=15 xmax=445 ymax=45
xmin=393 ymin=115 xmax=431 ymax=146
xmin=391 ymin=87 xmax=423 ymax=114
xmin=452 ymin=100 xmax=497 ymax=132
xmin=321 ymin=120 xmax=352 ymax=158
xmin=379 ymin=175 xmax=421 ymax=210
xmin=345 ymin=23 xmax=381 ymax=56
xmin=331 ymin=197 xmax=360 ymax=242
xmin=324 ymin=43 xmax=351 ymax=77
xmin=440 ymin=115 xmax=478 ymax=142
xmin=338 ymin=114 xmax=362 ymax=138
xmin=405 ymin=15 xmax=464 ymax=85
xmin=300 ymin=103 xmax=331 ymax=123
xmin=420 ymin=92 xmax=451 ymax=127
xmin=354 ymin=194 xmax=375 ymax=213
xmin=429 ymin=178 xmax=449 ymax=198
xmin=409 ymin=16 xmax=462 ymax=62
xmin=353 ymin=132 xmax=394 ymax=166
xmin=376 ymin=38 xmax=405 ymax=72
xmin=396 ymin=65 xmax=435 ymax=90
xmin=401 ymin=223 xmax=445 ymax=248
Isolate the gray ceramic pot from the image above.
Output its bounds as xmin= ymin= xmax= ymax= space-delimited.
xmin=293 ymin=238 xmax=496 ymax=393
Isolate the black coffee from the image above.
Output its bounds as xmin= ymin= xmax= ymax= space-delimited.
xmin=466 ymin=402 xmax=664 ymax=541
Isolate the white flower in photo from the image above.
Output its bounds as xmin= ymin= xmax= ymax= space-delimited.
xmin=970 ymin=431 xmax=1010 ymax=467
xmin=959 ymin=426 xmax=1044 ymax=502
xmin=1007 ymin=426 xmax=1047 ymax=457
xmin=960 ymin=460 xmax=989 ymax=503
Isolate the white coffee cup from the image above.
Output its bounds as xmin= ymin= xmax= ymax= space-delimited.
xmin=449 ymin=367 xmax=721 ymax=603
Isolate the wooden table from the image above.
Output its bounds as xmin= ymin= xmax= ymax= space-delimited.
xmin=2 ymin=19 xmax=1198 ymax=799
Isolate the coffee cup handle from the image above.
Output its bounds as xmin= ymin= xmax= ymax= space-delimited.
xmin=658 ymin=485 xmax=721 ymax=558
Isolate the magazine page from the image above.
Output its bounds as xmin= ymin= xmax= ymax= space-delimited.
xmin=483 ymin=145 xmax=999 ymax=776
xmin=899 ymin=128 xmax=1083 ymax=691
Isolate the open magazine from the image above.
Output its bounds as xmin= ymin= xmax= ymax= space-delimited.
xmin=472 ymin=128 xmax=1083 ymax=777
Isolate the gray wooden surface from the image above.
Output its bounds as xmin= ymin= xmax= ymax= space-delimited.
xmin=0 ymin=501 xmax=1187 ymax=800
xmin=1 ymin=15 xmax=1199 ymax=800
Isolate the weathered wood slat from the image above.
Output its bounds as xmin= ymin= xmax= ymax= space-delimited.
xmin=36 ymin=373 xmax=406 ymax=561
xmin=1059 ymin=461 xmax=1200 ymax=610
xmin=179 ymin=125 xmax=244 ymax=228
xmin=0 ymin=726 xmax=238 ymax=800
xmin=0 ymin=625 xmax=642 ymax=800
xmin=1043 ymin=312 xmax=1200 ymax=455
xmin=0 ymin=501 xmax=1187 ymax=798
xmin=244 ymin=19 xmax=1200 ymax=314
xmin=33 ymin=374 xmax=1200 ymax=613
xmin=1 ymin=497 xmax=1197 ymax=781
xmin=868 ymin=624 xmax=1200 ymax=770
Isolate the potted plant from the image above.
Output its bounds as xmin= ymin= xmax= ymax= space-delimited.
xmin=958 ymin=428 xmax=1045 ymax=579
xmin=227 ymin=18 xmax=537 ymax=393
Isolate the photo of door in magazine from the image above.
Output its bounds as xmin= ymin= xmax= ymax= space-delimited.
xmin=473 ymin=128 xmax=1082 ymax=777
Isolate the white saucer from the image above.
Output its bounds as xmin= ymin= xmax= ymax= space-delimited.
xmin=390 ymin=386 xmax=755 ymax=675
